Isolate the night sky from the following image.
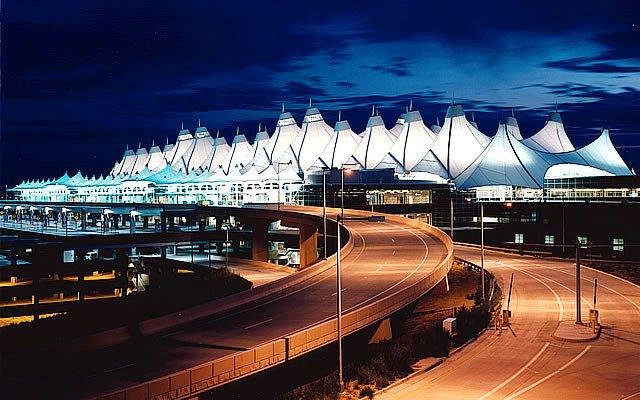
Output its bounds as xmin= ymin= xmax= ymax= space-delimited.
xmin=2 ymin=0 xmax=640 ymax=187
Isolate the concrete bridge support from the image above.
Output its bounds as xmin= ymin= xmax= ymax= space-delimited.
xmin=251 ymin=220 xmax=271 ymax=263
xmin=299 ymin=226 xmax=318 ymax=269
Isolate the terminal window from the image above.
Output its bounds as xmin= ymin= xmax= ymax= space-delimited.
xmin=515 ymin=233 xmax=524 ymax=244
xmin=613 ymin=238 xmax=624 ymax=252
xmin=545 ymin=235 xmax=555 ymax=245
xmin=578 ymin=236 xmax=588 ymax=245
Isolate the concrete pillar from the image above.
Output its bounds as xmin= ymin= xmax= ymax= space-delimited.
xmin=113 ymin=214 xmax=119 ymax=229
xmin=251 ymin=220 xmax=270 ymax=262
xmin=299 ymin=225 xmax=318 ymax=269
xmin=130 ymin=214 xmax=136 ymax=234
xmin=80 ymin=209 xmax=87 ymax=231
xmin=143 ymin=216 xmax=149 ymax=229
xmin=198 ymin=218 xmax=206 ymax=253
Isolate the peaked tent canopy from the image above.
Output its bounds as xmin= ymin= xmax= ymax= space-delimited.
xmin=264 ymin=111 xmax=300 ymax=165
xmin=430 ymin=104 xmax=492 ymax=180
xmin=389 ymin=114 xmax=405 ymax=138
xmin=166 ymin=127 xmax=194 ymax=168
xmin=314 ymin=120 xmax=361 ymax=170
xmin=522 ymin=112 xmax=574 ymax=153
xmin=278 ymin=107 xmax=333 ymax=175
xmin=178 ymin=126 xmax=215 ymax=172
xmin=352 ymin=115 xmax=396 ymax=170
xmin=506 ymin=115 xmax=523 ymax=140
xmin=455 ymin=121 xmax=556 ymax=189
xmin=147 ymin=144 xmax=167 ymax=171
xmin=203 ymin=133 xmax=231 ymax=172
xmin=221 ymin=132 xmax=255 ymax=174
xmin=387 ymin=110 xmax=437 ymax=173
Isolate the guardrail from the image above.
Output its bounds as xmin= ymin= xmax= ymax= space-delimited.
xmin=93 ymin=211 xmax=453 ymax=400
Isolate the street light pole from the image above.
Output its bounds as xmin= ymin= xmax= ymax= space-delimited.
xmin=480 ymin=202 xmax=485 ymax=300
xmin=341 ymin=167 xmax=345 ymax=221
xmin=575 ymin=240 xmax=582 ymax=324
xmin=323 ymin=169 xmax=327 ymax=259
xmin=450 ymin=192 xmax=454 ymax=240
xmin=336 ymin=214 xmax=344 ymax=390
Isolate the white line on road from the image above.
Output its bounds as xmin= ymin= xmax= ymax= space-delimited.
xmin=477 ymin=342 xmax=550 ymax=400
xmin=621 ymin=390 xmax=640 ymax=400
xmin=392 ymin=250 xmax=396 ymax=255
xmin=498 ymin=261 xmax=564 ymax=321
xmin=503 ymin=345 xmax=592 ymax=400
xmin=243 ymin=318 xmax=273 ymax=330
xmin=331 ymin=288 xmax=347 ymax=296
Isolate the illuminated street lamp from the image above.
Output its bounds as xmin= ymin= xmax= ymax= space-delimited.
xmin=336 ymin=214 xmax=344 ymax=389
xmin=340 ymin=164 xmax=356 ymax=221
xmin=322 ymin=167 xmax=329 ymax=259
xmin=276 ymin=161 xmax=292 ymax=211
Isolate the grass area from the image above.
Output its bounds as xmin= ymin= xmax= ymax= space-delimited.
xmin=276 ymin=262 xmax=502 ymax=399
xmin=0 ymin=266 xmax=251 ymax=351
xmin=584 ymin=261 xmax=640 ymax=286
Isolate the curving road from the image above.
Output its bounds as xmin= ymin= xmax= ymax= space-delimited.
xmin=4 ymin=206 xmax=451 ymax=399
xmin=379 ymin=245 xmax=640 ymax=400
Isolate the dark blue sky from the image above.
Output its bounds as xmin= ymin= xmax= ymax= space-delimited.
xmin=2 ymin=0 xmax=640 ymax=186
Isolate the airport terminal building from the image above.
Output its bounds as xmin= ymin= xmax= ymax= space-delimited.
xmin=8 ymin=103 xmax=640 ymax=256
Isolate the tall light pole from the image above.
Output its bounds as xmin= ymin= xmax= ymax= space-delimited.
xmin=449 ymin=185 xmax=454 ymax=240
xmin=340 ymin=165 xmax=354 ymax=221
xmin=276 ymin=161 xmax=291 ymax=211
xmin=323 ymin=168 xmax=328 ymax=259
xmin=575 ymin=240 xmax=582 ymax=324
xmin=480 ymin=202 xmax=485 ymax=300
xmin=336 ymin=214 xmax=344 ymax=389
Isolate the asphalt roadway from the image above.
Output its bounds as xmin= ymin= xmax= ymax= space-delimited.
xmin=378 ymin=245 xmax=640 ymax=400
xmin=3 ymin=206 xmax=448 ymax=399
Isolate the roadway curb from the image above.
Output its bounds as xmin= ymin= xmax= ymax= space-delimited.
xmin=362 ymin=357 xmax=445 ymax=399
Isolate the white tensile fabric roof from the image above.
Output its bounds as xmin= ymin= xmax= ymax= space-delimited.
xmin=178 ymin=126 xmax=214 ymax=172
xmin=19 ymin=103 xmax=634 ymax=195
xmin=204 ymin=133 xmax=231 ymax=172
xmin=166 ymin=127 xmax=194 ymax=169
xmin=387 ymin=110 xmax=437 ymax=173
xmin=352 ymin=115 xmax=396 ymax=169
xmin=240 ymin=128 xmax=271 ymax=173
xmin=116 ymin=149 xmax=137 ymax=176
xmin=314 ymin=120 xmax=361 ymax=170
xmin=147 ymin=144 xmax=167 ymax=171
xmin=264 ymin=112 xmax=300 ymax=165
xmin=522 ymin=112 xmax=574 ymax=152
xmin=131 ymin=147 xmax=150 ymax=175
xmin=456 ymin=121 xmax=554 ymax=189
xmin=505 ymin=116 xmax=522 ymax=140
xmin=456 ymin=123 xmax=632 ymax=189
xmin=389 ymin=114 xmax=405 ymax=137
xmin=430 ymin=105 xmax=492 ymax=180
xmin=278 ymin=107 xmax=333 ymax=175
xmin=220 ymin=133 xmax=255 ymax=174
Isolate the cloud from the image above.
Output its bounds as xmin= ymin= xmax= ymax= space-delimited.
xmin=543 ymin=57 xmax=640 ymax=73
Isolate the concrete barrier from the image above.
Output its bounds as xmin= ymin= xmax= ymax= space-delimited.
xmin=92 ymin=210 xmax=452 ymax=400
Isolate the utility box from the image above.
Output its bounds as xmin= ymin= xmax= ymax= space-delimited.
xmin=443 ymin=317 xmax=457 ymax=337
xmin=589 ymin=309 xmax=599 ymax=327
xmin=502 ymin=309 xmax=511 ymax=326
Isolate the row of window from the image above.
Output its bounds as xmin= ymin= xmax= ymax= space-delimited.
xmin=514 ymin=233 xmax=624 ymax=251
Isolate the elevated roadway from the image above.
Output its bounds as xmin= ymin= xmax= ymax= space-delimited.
xmin=378 ymin=245 xmax=640 ymax=399
xmin=2 ymin=205 xmax=452 ymax=399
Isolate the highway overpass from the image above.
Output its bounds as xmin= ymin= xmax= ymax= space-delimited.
xmin=2 ymin=205 xmax=453 ymax=399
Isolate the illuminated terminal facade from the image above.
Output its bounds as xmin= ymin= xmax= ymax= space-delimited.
xmin=10 ymin=103 xmax=635 ymax=207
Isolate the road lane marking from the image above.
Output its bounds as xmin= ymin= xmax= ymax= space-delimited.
xmin=391 ymin=238 xmax=395 ymax=243
xmin=243 ymin=318 xmax=273 ymax=330
xmin=622 ymin=391 xmax=640 ymax=399
xmin=392 ymin=250 xmax=396 ymax=255
xmin=498 ymin=262 xmax=564 ymax=321
xmin=477 ymin=342 xmax=549 ymax=400
xmin=331 ymin=288 xmax=347 ymax=296
xmin=503 ymin=345 xmax=592 ymax=400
